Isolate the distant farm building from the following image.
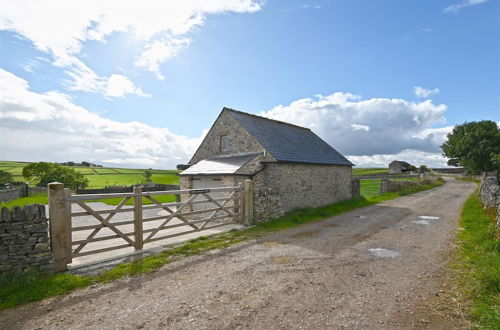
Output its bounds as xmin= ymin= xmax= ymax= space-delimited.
xmin=389 ymin=160 xmax=413 ymax=174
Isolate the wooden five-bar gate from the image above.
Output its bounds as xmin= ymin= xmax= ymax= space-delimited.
xmin=48 ymin=180 xmax=254 ymax=271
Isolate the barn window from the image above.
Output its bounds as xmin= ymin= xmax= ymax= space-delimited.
xmin=220 ymin=135 xmax=229 ymax=151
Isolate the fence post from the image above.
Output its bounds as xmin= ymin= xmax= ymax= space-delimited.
xmin=237 ymin=182 xmax=244 ymax=223
xmin=380 ymin=178 xmax=389 ymax=193
xmin=48 ymin=182 xmax=72 ymax=272
xmin=243 ymin=179 xmax=253 ymax=226
xmin=133 ymin=186 xmax=143 ymax=250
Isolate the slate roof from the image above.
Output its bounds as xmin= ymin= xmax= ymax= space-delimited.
xmin=180 ymin=152 xmax=260 ymax=175
xmin=390 ymin=160 xmax=412 ymax=167
xmin=225 ymin=108 xmax=353 ymax=166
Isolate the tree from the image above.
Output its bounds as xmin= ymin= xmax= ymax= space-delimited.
xmin=441 ymin=120 xmax=500 ymax=174
xmin=144 ymin=169 xmax=152 ymax=182
xmin=0 ymin=170 xmax=13 ymax=184
xmin=22 ymin=162 xmax=89 ymax=190
xmin=407 ymin=165 xmax=417 ymax=172
xmin=419 ymin=165 xmax=428 ymax=173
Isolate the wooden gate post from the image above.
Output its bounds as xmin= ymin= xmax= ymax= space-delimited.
xmin=243 ymin=179 xmax=253 ymax=226
xmin=237 ymin=182 xmax=244 ymax=223
xmin=48 ymin=182 xmax=72 ymax=272
xmin=133 ymin=186 xmax=143 ymax=250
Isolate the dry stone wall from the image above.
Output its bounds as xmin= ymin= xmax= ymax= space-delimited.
xmin=479 ymin=177 xmax=500 ymax=230
xmin=0 ymin=183 xmax=28 ymax=203
xmin=0 ymin=204 xmax=53 ymax=273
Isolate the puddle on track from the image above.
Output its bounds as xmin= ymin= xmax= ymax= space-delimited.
xmin=411 ymin=220 xmax=431 ymax=225
xmin=418 ymin=215 xmax=440 ymax=220
xmin=368 ymin=248 xmax=401 ymax=258
xmin=272 ymin=256 xmax=297 ymax=264
xmin=323 ymin=223 xmax=339 ymax=227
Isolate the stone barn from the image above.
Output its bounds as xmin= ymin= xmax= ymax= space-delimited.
xmin=180 ymin=107 xmax=354 ymax=222
xmin=388 ymin=160 xmax=413 ymax=174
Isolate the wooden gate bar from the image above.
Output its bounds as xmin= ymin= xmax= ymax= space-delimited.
xmin=54 ymin=184 xmax=248 ymax=267
xmin=143 ymin=194 xmax=198 ymax=242
xmin=199 ymin=191 xmax=237 ymax=229
xmin=75 ymin=201 xmax=135 ymax=246
xmin=133 ymin=186 xmax=143 ymax=250
xmin=72 ymin=196 xmax=131 ymax=254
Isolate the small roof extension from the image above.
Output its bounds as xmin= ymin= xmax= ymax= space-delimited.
xmin=180 ymin=152 xmax=261 ymax=175
xmin=225 ymin=108 xmax=353 ymax=166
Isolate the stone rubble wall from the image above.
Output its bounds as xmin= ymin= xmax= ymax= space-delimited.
xmin=0 ymin=183 xmax=28 ymax=203
xmin=0 ymin=204 xmax=53 ymax=273
xmin=381 ymin=178 xmax=440 ymax=193
xmin=261 ymin=163 xmax=352 ymax=213
xmin=249 ymin=171 xmax=284 ymax=223
xmin=479 ymin=176 xmax=500 ymax=231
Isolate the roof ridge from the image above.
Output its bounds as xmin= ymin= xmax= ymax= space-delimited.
xmin=223 ymin=107 xmax=311 ymax=131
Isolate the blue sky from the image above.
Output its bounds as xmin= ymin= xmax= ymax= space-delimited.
xmin=0 ymin=0 xmax=498 ymax=168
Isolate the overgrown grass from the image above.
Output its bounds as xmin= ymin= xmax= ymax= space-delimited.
xmin=0 ymin=178 xmax=445 ymax=310
xmin=455 ymin=176 xmax=481 ymax=184
xmin=0 ymin=195 xmax=48 ymax=209
xmin=0 ymin=272 xmax=92 ymax=310
xmin=451 ymin=189 xmax=499 ymax=329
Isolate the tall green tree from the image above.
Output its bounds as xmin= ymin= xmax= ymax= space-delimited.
xmin=0 ymin=170 xmax=13 ymax=184
xmin=441 ymin=120 xmax=500 ymax=174
xmin=22 ymin=162 xmax=89 ymax=189
xmin=144 ymin=169 xmax=152 ymax=182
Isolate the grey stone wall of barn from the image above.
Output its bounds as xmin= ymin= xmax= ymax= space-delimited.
xmin=260 ymin=163 xmax=352 ymax=214
xmin=189 ymin=111 xmax=276 ymax=165
xmin=0 ymin=204 xmax=53 ymax=273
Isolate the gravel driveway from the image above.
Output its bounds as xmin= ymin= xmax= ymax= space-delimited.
xmin=1 ymin=179 xmax=475 ymax=329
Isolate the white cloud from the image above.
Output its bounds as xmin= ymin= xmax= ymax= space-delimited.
xmin=414 ymin=86 xmax=440 ymax=98
xmin=351 ymin=124 xmax=370 ymax=132
xmin=444 ymin=0 xmax=491 ymax=13
xmin=135 ymin=38 xmax=191 ymax=80
xmin=260 ymin=92 xmax=449 ymax=166
xmin=0 ymin=68 xmax=200 ymax=168
xmin=63 ymin=59 xmax=150 ymax=98
xmin=0 ymin=0 xmax=261 ymax=95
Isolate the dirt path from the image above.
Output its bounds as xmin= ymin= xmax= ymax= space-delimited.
xmin=1 ymin=180 xmax=475 ymax=329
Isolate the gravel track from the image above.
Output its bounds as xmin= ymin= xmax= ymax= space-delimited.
xmin=0 ymin=179 xmax=475 ymax=329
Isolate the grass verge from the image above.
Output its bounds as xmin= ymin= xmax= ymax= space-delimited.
xmin=455 ymin=176 xmax=481 ymax=184
xmin=451 ymin=189 xmax=499 ymax=329
xmin=0 ymin=178 xmax=445 ymax=310
xmin=0 ymin=195 xmax=48 ymax=209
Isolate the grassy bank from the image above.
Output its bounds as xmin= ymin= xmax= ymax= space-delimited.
xmin=451 ymin=189 xmax=499 ymax=329
xmin=0 ymin=178 xmax=444 ymax=310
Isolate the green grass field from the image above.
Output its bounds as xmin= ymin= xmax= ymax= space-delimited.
xmin=0 ymin=161 xmax=180 ymax=189
xmin=352 ymin=168 xmax=388 ymax=175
